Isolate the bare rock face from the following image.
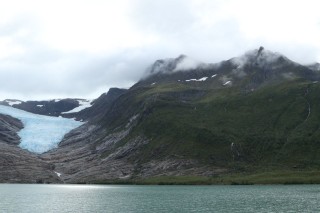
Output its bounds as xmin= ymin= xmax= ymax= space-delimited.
xmin=0 ymin=142 xmax=61 ymax=183
xmin=41 ymin=122 xmax=226 ymax=183
xmin=0 ymin=114 xmax=23 ymax=145
xmin=0 ymin=114 xmax=61 ymax=183
xmin=41 ymin=124 xmax=135 ymax=183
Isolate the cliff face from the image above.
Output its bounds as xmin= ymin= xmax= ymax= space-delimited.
xmin=0 ymin=114 xmax=23 ymax=145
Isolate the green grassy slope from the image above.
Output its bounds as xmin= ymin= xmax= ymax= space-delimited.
xmin=118 ymin=79 xmax=320 ymax=170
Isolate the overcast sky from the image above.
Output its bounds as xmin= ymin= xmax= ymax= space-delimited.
xmin=0 ymin=0 xmax=319 ymax=100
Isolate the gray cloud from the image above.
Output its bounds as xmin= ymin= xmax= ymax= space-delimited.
xmin=0 ymin=0 xmax=319 ymax=100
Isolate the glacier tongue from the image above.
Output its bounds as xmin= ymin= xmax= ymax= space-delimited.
xmin=0 ymin=105 xmax=82 ymax=153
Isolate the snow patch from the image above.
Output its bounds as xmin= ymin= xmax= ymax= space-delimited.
xmin=36 ymin=105 xmax=44 ymax=107
xmin=151 ymin=82 xmax=156 ymax=85
xmin=223 ymin=81 xmax=231 ymax=85
xmin=54 ymin=171 xmax=62 ymax=177
xmin=198 ymin=77 xmax=208 ymax=81
xmin=185 ymin=77 xmax=208 ymax=82
xmin=211 ymin=74 xmax=217 ymax=78
xmin=6 ymin=100 xmax=22 ymax=106
xmin=62 ymin=100 xmax=92 ymax=114
xmin=0 ymin=105 xmax=82 ymax=153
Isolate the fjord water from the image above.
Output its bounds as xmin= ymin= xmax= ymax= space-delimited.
xmin=0 ymin=185 xmax=319 ymax=212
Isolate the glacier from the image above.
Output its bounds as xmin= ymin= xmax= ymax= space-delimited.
xmin=0 ymin=105 xmax=82 ymax=153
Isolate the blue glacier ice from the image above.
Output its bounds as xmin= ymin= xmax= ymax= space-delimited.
xmin=0 ymin=105 xmax=83 ymax=153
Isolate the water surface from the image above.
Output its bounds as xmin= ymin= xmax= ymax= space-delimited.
xmin=0 ymin=184 xmax=319 ymax=212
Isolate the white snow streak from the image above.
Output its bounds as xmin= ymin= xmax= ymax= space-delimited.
xmin=185 ymin=77 xmax=208 ymax=82
xmin=54 ymin=171 xmax=62 ymax=177
xmin=62 ymin=100 xmax=92 ymax=114
xmin=6 ymin=100 xmax=22 ymax=106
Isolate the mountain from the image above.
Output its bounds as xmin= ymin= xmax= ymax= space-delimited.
xmin=136 ymin=47 xmax=317 ymax=89
xmin=62 ymin=88 xmax=127 ymax=121
xmin=0 ymin=98 xmax=92 ymax=119
xmin=1 ymin=47 xmax=320 ymax=184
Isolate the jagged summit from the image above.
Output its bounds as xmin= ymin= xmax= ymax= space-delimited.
xmin=230 ymin=46 xmax=292 ymax=69
xmin=147 ymin=54 xmax=202 ymax=75
xmin=146 ymin=47 xmax=294 ymax=78
xmin=136 ymin=47 xmax=318 ymax=89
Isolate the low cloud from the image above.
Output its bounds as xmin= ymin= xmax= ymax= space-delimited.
xmin=174 ymin=56 xmax=202 ymax=71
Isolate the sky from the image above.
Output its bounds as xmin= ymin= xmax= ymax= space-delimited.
xmin=0 ymin=0 xmax=319 ymax=100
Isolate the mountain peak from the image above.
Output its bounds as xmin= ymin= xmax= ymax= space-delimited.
xmin=230 ymin=47 xmax=291 ymax=68
xmin=147 ymin=54 xmax=201 ymax=75
xmin=258 ymin=46 xmax=264 ymax=52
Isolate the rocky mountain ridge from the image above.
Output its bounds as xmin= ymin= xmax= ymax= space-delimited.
xmin=135 ymin=47 xmax=318 ymax=91
xmin=0 ymin=98 xmax=92 ymax=119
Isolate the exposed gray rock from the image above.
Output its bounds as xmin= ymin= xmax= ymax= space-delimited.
xmin=0 ymin=114 xmax=23 ymax=145
xmin=39 ymin=122 xmax=227 ymax=183
xmin=137 ymin=159 xmax=227 ymax=178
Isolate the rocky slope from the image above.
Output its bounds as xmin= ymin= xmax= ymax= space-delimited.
xmin=0 ymin=114 xmax=23 ymax=145
xmin=42 ymin=122 xmax=222 ymax=183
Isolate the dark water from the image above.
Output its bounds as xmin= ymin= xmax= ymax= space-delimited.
xmin=0 ymin=184 xmax=319 ymax=212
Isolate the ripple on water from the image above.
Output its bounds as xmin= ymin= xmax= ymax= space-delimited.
xmin=0 ymin=184 xmax=320 ymax=213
